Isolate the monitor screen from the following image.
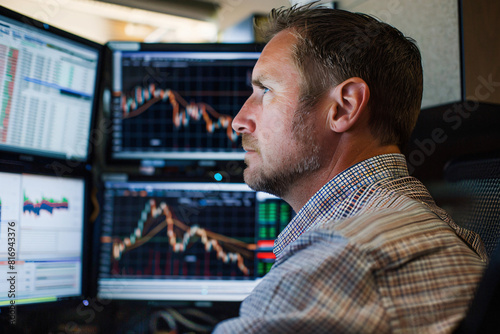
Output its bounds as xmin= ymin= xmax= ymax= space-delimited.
xmin=0 ymin=171 xmax=86 ymax=306
xmin=107 ymin=42 xmax=261 ymax=161
xmin=0 ymin=6 xmax=101 ymax=162
xmin=97 ymin=179 xmax=293 ymax=301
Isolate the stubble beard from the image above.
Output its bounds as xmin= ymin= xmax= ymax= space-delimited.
xmin=242 ymin=110 xmax=321 ymax=198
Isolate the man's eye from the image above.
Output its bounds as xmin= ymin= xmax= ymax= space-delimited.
xmin=263 ymin=87 xmax=270 ymax=94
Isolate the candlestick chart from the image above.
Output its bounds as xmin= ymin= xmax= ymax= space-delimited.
xmin=111 ymin=53 xmax=258 ymax=159
xmin=120 ymin=85 xmax=238 ymax=142
xmin=101 ymin=185 xmax=257 ymax=279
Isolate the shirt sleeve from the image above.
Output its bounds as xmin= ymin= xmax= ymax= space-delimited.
xmin=212 ymin=228 xmax=391 ymax=333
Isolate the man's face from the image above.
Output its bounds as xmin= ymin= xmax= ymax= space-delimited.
xmin=231 ymin=31 xmax=323 ymax=198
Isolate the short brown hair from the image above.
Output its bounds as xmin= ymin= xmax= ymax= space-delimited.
xmin=260 ymin=3 xmax=423 ymax=148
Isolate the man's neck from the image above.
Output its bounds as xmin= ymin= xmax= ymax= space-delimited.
xmin=282 ymin=144 xmax=401 ymax=212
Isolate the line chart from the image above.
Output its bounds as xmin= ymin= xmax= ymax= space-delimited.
xmin=23 ymin=192 xmax=69 ymax=216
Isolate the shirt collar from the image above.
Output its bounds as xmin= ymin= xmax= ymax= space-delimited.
xmin=273 ymin=153 xmax=409 ymax=258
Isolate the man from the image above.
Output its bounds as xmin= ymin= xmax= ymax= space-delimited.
xmin=213 ymin=4 xmax=486 ymax=333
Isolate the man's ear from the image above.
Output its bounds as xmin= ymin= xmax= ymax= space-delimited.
xmin=327 ymin=77 xmax=370 ymax=133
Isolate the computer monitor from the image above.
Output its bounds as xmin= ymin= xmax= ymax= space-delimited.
xmin=97 ymin=178 xmax=293 ymax=301
xmin=0 ymin=6 xmax=102 ymax=164
xmin=0 ymin=170 xmax=87 ymax=306
xmin=107 ymin=42 xmax=262 ymax=161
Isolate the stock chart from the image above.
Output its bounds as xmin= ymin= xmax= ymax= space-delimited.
xmin=101 ymin=184 xmax=257 ymax=279
xmin=111 ymin=51 xmax=258 ymax=159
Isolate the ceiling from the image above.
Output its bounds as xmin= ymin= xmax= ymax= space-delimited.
xmin=95 ymin=0 xmax=294 ymax=30
xmin=95 ymin=0 xmax=221 ymax=21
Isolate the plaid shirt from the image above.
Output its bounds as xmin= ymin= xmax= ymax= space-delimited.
xmin=214 ymin=154 xmax=487 ymax=333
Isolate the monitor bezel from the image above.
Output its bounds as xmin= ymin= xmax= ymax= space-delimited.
xmin=103 ymin=41 xmax=264 ymax=166
xmin=92 ymin=174 xmax=282 ymax=303
xmin=0 ymin=165 xmax=93 ymax=311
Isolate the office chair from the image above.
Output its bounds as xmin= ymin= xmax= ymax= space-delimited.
xmin=443 ymin=155 xmax=500 ymax=257
xmin=454 ymin=242 xmax=500 ymax=333
xmin=441 ymin=155 xmax=500 ymax=333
